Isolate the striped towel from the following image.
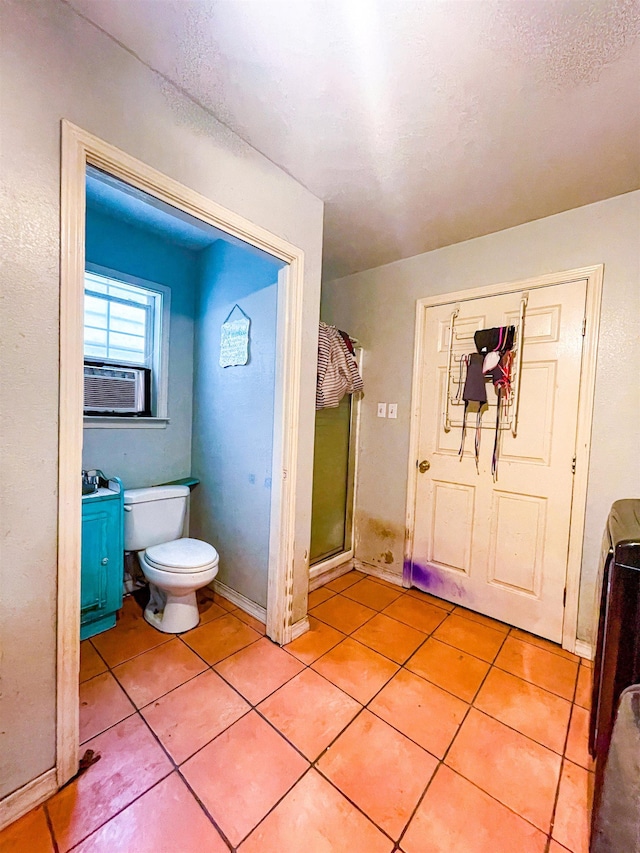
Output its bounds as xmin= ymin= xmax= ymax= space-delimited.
xmin=316 ymin=322 xmax=363 ymax=409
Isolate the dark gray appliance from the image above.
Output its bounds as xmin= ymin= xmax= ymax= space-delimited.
xmin=589 ymin=499 xmax=640 ymax=850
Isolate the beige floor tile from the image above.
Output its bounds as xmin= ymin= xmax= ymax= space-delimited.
xmin=79 ymin=641 xmax=107 ymax=682
xmin=284 ymin=616 xmax=345 ymax=664
xmin=402 ymin=764 xmax=547 ymax=853
xmin=0 ymin=807 xmax=54 ymax=853
xmin=112 ymin=639 xmax=207 ymax=708
xmin=79 ymin=671 xmax=135 ymax=743
xmin=182 ymin=612 xmax=260 ymax=664
xmin=382 ymin=595 xmax=448 ymax=634
xmin=342 ymin=578 xmax=403 ymax=610
xmin=565 ymin=704 xmax=593 ymax=770
xmin=433 ymin=614 xmax=506 ymax=662
xmin=445 ymin=708 xmax=562 ymax=832
xmin=48 ymin=716 xmax=172 ymax=852
xmin=239 ymin=770 xmax=393 ymax=853
xmin=72 ymin=774 xmax=228 ymax=852
xmin=318 ymin=710 xmax=437 ymax=839
xmin=352 ymin=612 xmax=427 ymax=664
xmin=181 ymin=711 xmax=308 ymax=846
xmin=474 ymin=668 xmax=572 ymax=753
xmin=324 ymin=570 xmax=366 ymax=592
xmin=495 ymin=636 xmax=579 ymax=700
xmin=141 ymin=669 xmax=250 ymax=764
xmin=552 ymin=760 xmax=592 ymax=853
xmin=310 ymin=595 xmax=376 ymax=634
xmin=214 ymin=637 xmax=304 ymax=704
xmin=312 ymin=637 xmax=399 ymax=704
xmin=91 ymin=596 xmax=170 ymax=667
xmin=258 ymin=668 xmax=361 ymax=760
xmin=406 ymin=637 xmax=490 ymax=702
xmin=574 ymin=664 xmax=593 ymax=709
xmin=370 ymin=668 xmax=468 ymax=758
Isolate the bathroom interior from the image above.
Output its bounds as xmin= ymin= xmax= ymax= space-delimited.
xmin=80 ymin=165 xmax=358 ymax=687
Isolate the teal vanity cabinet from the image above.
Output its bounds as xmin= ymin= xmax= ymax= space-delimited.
xmin=81 ymin=478 xmax=124 ymax=639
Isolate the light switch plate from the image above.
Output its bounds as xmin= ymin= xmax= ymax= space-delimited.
xmin=388 ymin=403 xmax=398 ymax=419
xmin=377 ymin=402 xmax=387 ymax=418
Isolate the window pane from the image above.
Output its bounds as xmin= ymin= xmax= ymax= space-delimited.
xmin=85 ymin=344 xmax=107 ymax=358
xmin=85 ymin=275 xmax=107 ymax=294
xmin=84 ymin=327 xmax=107 ymax=347
xmin=84 ymin=272 xmax=158 ymax=369
xmin=107 ymin=347 xmax=146 ymax=365
xmin=107 ymin=283 xmax=150 ymax=306
xmin=109 ymin=302 xmax=147 ymax=335
xmin=85 ymin=294 xmax=107 ymax=319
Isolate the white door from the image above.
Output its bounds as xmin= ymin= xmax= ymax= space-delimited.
xmin=411 ymin=279 xmax=587 ymax=642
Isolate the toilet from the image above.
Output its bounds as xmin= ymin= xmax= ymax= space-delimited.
xmin=123 ymin=485 xmax=219 ymax=633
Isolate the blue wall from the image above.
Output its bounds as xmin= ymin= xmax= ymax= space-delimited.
xmin=82 ymin=207 xmax=199 ymax=488
xmin=191 ymin=241 xmax=283 ymax=608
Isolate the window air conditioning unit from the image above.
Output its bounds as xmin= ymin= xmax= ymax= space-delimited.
xmin=84 ymin=362 xmax=151 ymax=416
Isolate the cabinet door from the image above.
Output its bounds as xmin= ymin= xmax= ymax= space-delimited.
xmin=81 ymin=507 xmax=111 ymax=622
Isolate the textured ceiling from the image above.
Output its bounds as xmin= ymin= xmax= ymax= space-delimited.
xmin=67 ymin=0 xmax=640 ymax=279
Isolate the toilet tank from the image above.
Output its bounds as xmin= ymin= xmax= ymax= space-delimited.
xmin=123 ymin=485 xmax=190 ymax=551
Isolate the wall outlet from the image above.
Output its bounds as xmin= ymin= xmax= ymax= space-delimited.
xmin=377 ymin=402 xmax=387 ymax=418
xmin=388 ymin=403 xmax=398 ymax=419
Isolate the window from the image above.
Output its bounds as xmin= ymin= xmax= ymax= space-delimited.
xmin=83 ymin=266 xmax=170 ymax=423
xmin=84 ymin=272 xmax=158 ymax=366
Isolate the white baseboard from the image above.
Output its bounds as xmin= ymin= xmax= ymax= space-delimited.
xmin=309 ymin=550 xmax=354 ymax=581
xmin=574 ymin=639 xmax=594 ymax=661
xmin=309 ymin=558 xmax=354 ymax=591
xmin=287 ymin=616 xmax=310 ymax=643
xmin=0 ymin=767 xmax=57 ymax=831
xmin=213 ymin=580 xmax=267 ymax=623
xmin=354 ymin=559 xmax=404 ymax=587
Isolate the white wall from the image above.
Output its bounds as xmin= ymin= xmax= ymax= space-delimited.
xmin=191 ymin=241 xmax=281 ymax=609
xmin=322 ymin=191 xmax=640 ymax=645
xmin=0 ymin=0 xmax=322 ymax=800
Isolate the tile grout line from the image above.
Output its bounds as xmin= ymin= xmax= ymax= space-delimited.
xmin=42 ymin=801 xmax=60 ymax=853
xmin=66 ymin=580 xmax=586 ymax=852
xmin=80 ymin=663 xmax=238 ymax=851
xmin=393 ymin=625 xmax=513 ymax=851
xmin=546 ymin=656 xmax=584 ymax=847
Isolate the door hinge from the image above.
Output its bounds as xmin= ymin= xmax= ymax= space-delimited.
xmin=581 ymin=317 xmax=587 ymax=336
xmin=571 ymin=455 xmax=576 ymax=475
xmin=563 ymin=587 xmax=567 ymax=607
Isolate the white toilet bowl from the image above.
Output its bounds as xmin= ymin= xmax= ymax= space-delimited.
xmin=138 ymin=537 xmax=219 ymax=633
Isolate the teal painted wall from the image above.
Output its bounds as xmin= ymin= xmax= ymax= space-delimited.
xmin=191 ymin=241 xmax=283 ymax=608
xmin=82 ymin=207 xmax=199 ymax=488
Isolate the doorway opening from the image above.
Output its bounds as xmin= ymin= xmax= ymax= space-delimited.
xmin=59 ymin=121 xmax=306 ymax=786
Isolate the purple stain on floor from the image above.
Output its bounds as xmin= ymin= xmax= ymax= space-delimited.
xmin=405 ymin=558 xmax=467 ymax=601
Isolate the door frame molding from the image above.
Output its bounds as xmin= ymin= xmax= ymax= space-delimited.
xmin=404 ymin=265 xmax=603 ymax=654
xmin=58 ymin=120 xmax=306 ymax=787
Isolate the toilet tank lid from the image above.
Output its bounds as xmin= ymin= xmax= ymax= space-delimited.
xmin=124 ymin=485 xmax=190 ymax=505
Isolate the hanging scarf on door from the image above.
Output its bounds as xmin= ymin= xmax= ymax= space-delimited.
xmin=458 ymin=325 xmax=515 ymax=475
xmin=487 ymin=350 xmax=515 ymax=478
xmin=457 ymin=352 xmax=487 ymax=470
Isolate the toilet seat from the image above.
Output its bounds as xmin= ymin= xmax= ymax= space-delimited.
xmin=145 ymin=537 xmax=218 ymax=573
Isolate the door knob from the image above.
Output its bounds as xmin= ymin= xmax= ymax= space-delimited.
xmin=101 ymin=557 xmax=109 ymax=565
xmin=418 ymin=459 xmax=430 ymax=473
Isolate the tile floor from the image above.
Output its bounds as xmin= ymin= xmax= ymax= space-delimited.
xmin=2 ymin=573 xmax=594 ymax=853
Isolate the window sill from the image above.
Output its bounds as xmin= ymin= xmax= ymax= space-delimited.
xmin=83 ymin=417 xmax=170 ymax=430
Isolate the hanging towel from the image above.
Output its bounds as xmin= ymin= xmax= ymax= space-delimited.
xmin=316 ymin=322 xmax=363 ymax=409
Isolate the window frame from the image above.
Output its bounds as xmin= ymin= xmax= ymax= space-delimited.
xmin=83 ymin=263 xmax=171 ymax=427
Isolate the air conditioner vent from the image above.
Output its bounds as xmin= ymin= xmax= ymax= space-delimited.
xmin=84 ymin=363 xmax=149 ymax=415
